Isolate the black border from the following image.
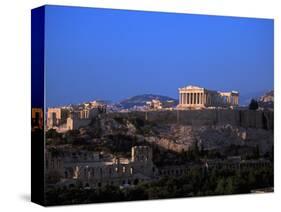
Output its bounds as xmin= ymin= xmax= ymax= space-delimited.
xmin=31 ymin=6 xmax=46 ymax=206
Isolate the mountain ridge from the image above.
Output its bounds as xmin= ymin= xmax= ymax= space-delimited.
xmin=118 ymin=94 xmax=178 ymax=109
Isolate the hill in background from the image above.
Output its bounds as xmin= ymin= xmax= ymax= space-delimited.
xmin=118 ymin=94 xmax=178 ymax=109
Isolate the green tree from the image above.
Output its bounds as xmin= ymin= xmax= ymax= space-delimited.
xmin=249 ymin=99 xmax=259 ymax=110
xmin=215 ymin=178 xmax=225 ymax=194
xmin=224 ymin=178 xmax=235 ymax=194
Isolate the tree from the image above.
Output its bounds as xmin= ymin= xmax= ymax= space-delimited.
xmin=46 ymin=128 xmax=61 ymax=139
xmin=224 ymin=178 xmax=235 ymax=194
xmin=249 ymin=99 xmax=259 ymax=110
xmin=215 ymin=178 xmax=225 ymax=194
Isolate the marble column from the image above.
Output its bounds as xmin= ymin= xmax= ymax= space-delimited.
xmin=205 ymin=93 xmax=206 ymax=105
xmin=204 ymin=93 xmax=206 ymax=105
xmin=193 ymin=93 xmax=195 ymax=105
xmin=180 ymin=93 xmax=182 ymax=105
xmin=192 ymin=93 xmax=195 ymax=105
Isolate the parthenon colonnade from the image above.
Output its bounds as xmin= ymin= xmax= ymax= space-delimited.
xmin=178 ymin=85 xmax=239 ymax=109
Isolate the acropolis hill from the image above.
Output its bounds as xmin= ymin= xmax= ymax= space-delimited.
xmin=91 ymin=109 xmax=273 ymax=153
xmin=45 ymin=103 xmax=273 ymax=156
xmin=44 ymin=85 xmax=274 ymax=133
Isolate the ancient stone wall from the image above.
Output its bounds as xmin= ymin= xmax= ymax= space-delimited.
xmin=106 ymin=109 xmax=273 ymax=130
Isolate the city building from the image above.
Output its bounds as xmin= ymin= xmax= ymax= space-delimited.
xmin=66 ymin=103 xmax=106 ymax=130
xmin=47 ymin=108 xmax=69 ymax=129
xmin=177 ymin=85 xmax=239 ymax=109
xmin=47 ymin=101 xmax=107 ymax=131
xmin=146 ymin=99 xmax=162 ymax=110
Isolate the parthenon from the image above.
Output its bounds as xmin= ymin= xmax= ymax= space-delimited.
xmin=177 ymin=85 xmax=239 ymax=109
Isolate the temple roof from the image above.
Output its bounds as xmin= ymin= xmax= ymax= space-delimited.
xmin=179 ymin=85 xmax=203 ymax=90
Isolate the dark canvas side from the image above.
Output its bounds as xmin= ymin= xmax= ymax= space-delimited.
xmin=31 ymin=6 xmax=46 ymax=206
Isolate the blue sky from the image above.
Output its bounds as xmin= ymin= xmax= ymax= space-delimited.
xmin=45 ymin=5 xmax=274 ymax=107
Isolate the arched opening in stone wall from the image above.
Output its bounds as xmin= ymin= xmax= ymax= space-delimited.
xmin=64 ymin=171 xmax=68 ymax=178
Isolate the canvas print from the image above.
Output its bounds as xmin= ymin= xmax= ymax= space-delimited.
xmin=31 ymin=5 xmax=274 ymax=206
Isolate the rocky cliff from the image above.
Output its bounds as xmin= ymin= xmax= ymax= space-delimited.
xmin=74 ymin=109 xmax=273 ymax=157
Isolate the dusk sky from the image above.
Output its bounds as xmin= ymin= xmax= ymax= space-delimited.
xmin=45 ymin=5 xmax=274 ymax=107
